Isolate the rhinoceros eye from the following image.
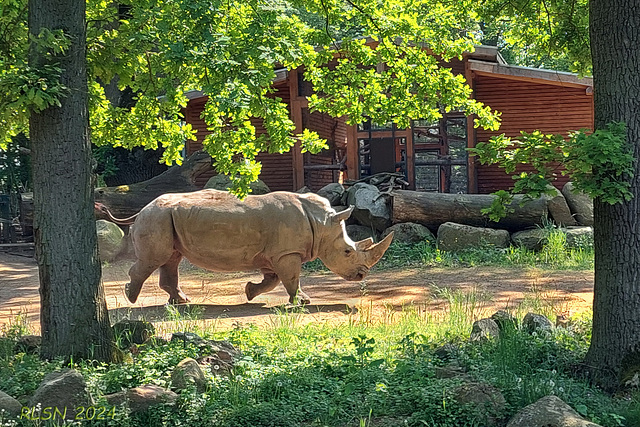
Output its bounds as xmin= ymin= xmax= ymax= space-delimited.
xmin=345 ymin=248 xmax=353 ymax=256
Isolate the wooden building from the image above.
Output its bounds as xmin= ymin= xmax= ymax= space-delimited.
xmin=183 ymin=46 xmax=593 ymax=194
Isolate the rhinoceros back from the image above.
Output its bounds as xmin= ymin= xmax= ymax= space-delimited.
xmin=135 ymin=189 xmax=326 ymax=272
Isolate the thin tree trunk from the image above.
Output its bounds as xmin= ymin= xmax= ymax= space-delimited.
xmin=585 ymin=0 xmax=640 ymax=390
xmin=29 ymin=0 xmax=114 ymax=361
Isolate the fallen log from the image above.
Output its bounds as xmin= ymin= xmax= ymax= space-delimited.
xmin=94 ymin=151 xmax=212 ymax=218
xmin=391 ymin=190 xmax=548 ymax=232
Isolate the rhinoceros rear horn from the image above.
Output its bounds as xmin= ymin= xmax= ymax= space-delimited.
xmin=355 ymin=238 xmax=375 ymax=251
xmin=331 ymin=206 xmax=354 ymax=223
xmin=364 ymin=232 xmax=394 ymax=267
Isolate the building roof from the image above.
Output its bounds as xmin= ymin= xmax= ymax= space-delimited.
xmin=469 ymin=59 xmax=593 ymax=89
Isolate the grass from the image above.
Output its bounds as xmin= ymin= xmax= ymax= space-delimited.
xmin=1 ymin=298 xmax=636 ymax=427
xmin=0 ymin=231 xmax=619 ymax=427
xmin=304 ymin=227 xmax=594 ymax=273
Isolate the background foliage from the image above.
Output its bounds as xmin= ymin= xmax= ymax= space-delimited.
xmin=0 ymin=0 xmax=503 ymax=196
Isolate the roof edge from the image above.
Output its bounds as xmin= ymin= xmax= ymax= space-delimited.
xmin=469 ymin=60 xmax=593 ymax=88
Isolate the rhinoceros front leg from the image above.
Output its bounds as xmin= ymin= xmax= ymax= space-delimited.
xmin=245 ymin=272 xmax=280 ymax=301
xmin=273 ymin=254 xmax=311 ymax=305
xmin=159 ymin=251 xmax=190 ymax=304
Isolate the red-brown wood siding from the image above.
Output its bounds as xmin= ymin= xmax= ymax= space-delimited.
xmin=302 ymin=109 xmax=348 ymax=191
xmin=184 ymin=83 xmax=295 ymax=190
xmin=474 ymin=75 xmax=594 ymax=194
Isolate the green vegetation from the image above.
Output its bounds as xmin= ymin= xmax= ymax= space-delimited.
xmin=305 ymin=226 xmax=594 ymax=273
xmin=1 ymin=288 xmax=637 ymax=427
xmin=0 ymin=236 xmax=623 ymax=427
xmin=470 ymin=123 xmax=634 ymax=221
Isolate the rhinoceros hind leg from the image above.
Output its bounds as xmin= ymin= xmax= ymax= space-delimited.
xmin=273 ymin=254 xmax=310 ymax=305
xmin=245 ymin=273 xmax=280 ymax=301
xmin=126 ymin=261 xmax=163 ymax=303
xmin=159 ymin=251 xmax=190 ymax=304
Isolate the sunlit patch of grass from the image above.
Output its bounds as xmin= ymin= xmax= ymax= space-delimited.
xmin=0 ymin=283 xmax=635 ymax=427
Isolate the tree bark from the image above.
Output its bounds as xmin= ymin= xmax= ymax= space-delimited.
xmin=29 ymin=0 xmax=114 ymax=361
xmin=585 ymin=0 xmax=640 ymax=390
xmin=94 ymin=151 xmax=212 ymax=218
xmin=391 ymin=190 xmax=548 ymax=232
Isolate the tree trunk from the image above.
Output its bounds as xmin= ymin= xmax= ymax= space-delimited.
xmin=585 ymin=0 xmax=640 ymax=390
xmin=94 ymin=151 xmax=212 ymax=218
xmin=391 ymin=190 xmax=548 ymax=232
xmin=29 ymin=0 xmax=114 ymax=361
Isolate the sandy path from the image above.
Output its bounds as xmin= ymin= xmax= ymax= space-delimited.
xmin=0 ymin=251 xmax=594 ymax=333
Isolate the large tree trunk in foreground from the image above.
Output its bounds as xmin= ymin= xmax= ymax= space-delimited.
xmin=29 ymin=0 xmax=113 ymax=361
xmin=94 ymin=151 xmax=212 ymax=218
xmin=391 ymin=190 xmax=548 ymax=232
xmin=584 ymin=0 xmax=640 ymax=390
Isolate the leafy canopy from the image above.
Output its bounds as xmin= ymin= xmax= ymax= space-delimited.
xmin=0 ymin=0 xmax=500 ymax=195
xmin=470 ymin=123 xmax=634 ymax=221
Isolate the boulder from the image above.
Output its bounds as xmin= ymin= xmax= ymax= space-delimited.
xmin=470 ymin=318 xmax=501 ymax=342
xmin=507 ymin=395 xmax=602 ymax=427
xmin=204 ymin=175 xmax=271 ymax=195
xmin=345 ymin=225 xmax=378 ymax=242
xmin=433 ymin=343 xmax=459 ymax=361
xmin=316 ymin=183 xmax=345 ymax=206
xmin=105 ymin=384 xmax=178 ymax=414
xmin=170 ymin=332 xmax=240 ymax=359
xmin=29 ymin=369 xmax=93 ymax=419
xmin=171 ymin=358 xmax=207 ymax=393
xmin=198 ymin=354 xmax=234 ymax=376
xmin=112 ymin=319 xmax=156 ymax=348
xmin=561 ymin=182 xmax=594 ymax=226
xmin=454 ymin=382 xmax=506 ymax=426
xmin=523 ymin=313 xmax=554 ymax=334
xmin=437 ymin=222 xmax=510 ymax=252
xmin=96 ymin=219 xmax=125 ymax=262
xmin=381 ymin=222 xmax=435 ymax=245
xmin=434 ymin=364 xmax=468 ymax=380
xmin=490 ymin=310 xmax=518 ymax=331
xmin=544 ymin=185 xmax=577 ymax=226
xmin=620 ymin=350 xmax=640 ymax=388
xmin=564 ymin=226 xmax=593 ymax=249
xmin=511 ymin=228 xmax=549 ymax=251
xmin=14 ymin=335 xmax=41 ymax=354
xmin=295 ymin=186 xmax=312 ymax=193
xmin=0 ymin=390 xmax=22 ymax=417
xmin=342 ymin=183 xmax=392 ymax=231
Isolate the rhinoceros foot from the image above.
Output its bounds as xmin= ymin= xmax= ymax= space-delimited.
xmin=125 ymin=282 xmax=141 ymax=304
xmin=167 ymin=292 xmax=191 ymax=305
xmin=290 ymin=291 xmax=311 ymax=306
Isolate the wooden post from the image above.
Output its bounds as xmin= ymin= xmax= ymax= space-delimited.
xmin=465 ymin=61 xmax=478 ymax=193
xmin=288 ymin=69 xmax=305 ymax=190
xmin=346 ymin=124 xmax=360 ymax=181
xmin=406 ymin=124 xmax=415 ymax=189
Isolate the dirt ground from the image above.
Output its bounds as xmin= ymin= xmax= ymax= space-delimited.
xmin=0 ymin=250 xmax=594 ymax=334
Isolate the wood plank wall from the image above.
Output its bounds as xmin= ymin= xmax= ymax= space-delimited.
xmin=474 ymin=75 xmax=594 ymax=194
xmin=184 ymin=84 xmax=295 ymax=191
xmin=303 ymin=109 xmax=348 ymax=191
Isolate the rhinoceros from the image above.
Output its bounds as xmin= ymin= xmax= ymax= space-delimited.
xmin=97 ymin=189 xmax=394 ymax=305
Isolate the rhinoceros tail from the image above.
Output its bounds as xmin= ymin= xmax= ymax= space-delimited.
xmin=95 ymin=202 xmax=139 ymax=226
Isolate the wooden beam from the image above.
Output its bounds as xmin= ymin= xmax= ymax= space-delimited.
xmin=288 ymin=69 xmax=305 ymax=190
xmin=346 ymin=124 xmax=360 ymax=181
xmin=469 ymin=60 xmax=593 ymax=90
xmin=465 ymin=63 xmax=478 ymax=194
xmin=356 ymin=130 xmax=411 ymax=139
xmin=406 ymin=123 xmax=415 ymax=190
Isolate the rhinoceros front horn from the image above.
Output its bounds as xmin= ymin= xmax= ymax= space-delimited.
xmin=364 ymin=232 xmax=394 ymax=267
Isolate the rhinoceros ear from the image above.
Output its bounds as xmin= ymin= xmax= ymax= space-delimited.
xmin=331 ymin=206 xmax=354 ymax=223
